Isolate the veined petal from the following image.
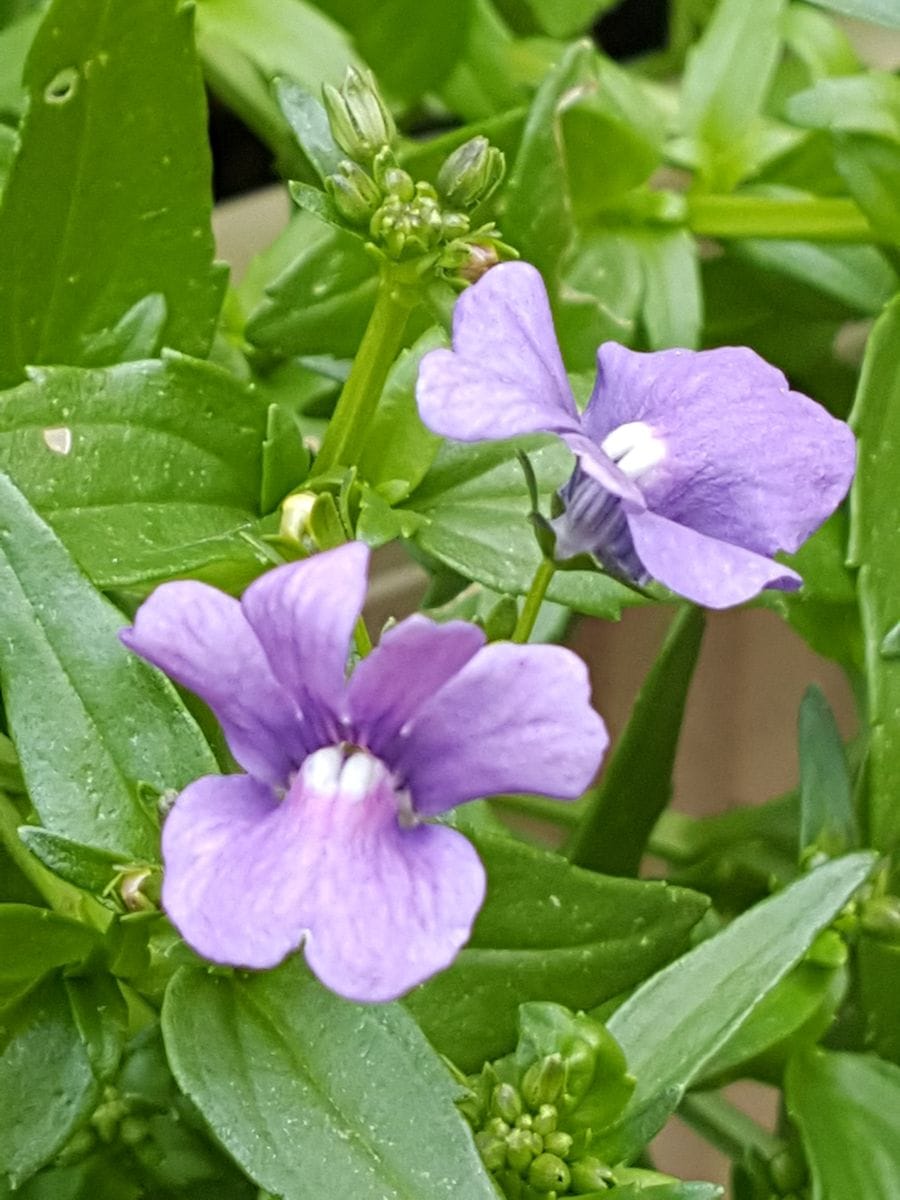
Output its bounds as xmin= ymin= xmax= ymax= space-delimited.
xmin=348 ymin=615 xmax=485 ymax=760
xmin=396 ymin=642 xmax=608 ymax=815
xmin=416 ymin=261 xmax=580 ymax=442
xmin=162 ymin=752 xmax=486 ymax=1002
xmin=241 ymin=543 xmax=368 ymax=732
xmin=121 ymin=584 xmax=304 ymax=786
xmin=585 ymin=343 xmax=856 ymax=556
xmin=626 ymin=507 xmax=801 ymax=609
xmin=551 ymin=465 xmax=647 ymax=583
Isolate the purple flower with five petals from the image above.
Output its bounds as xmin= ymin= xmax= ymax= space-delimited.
xmin=416 ymin=262 xmax=856 ymax=609
xmin=121 ymin=543 xmax=607 ymax=1003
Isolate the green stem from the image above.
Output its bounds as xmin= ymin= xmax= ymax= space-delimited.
xmin=311 ymin=266 xmax=416 ymax=477
xmin=680 ymin=1091 xmax=784 ymax=1164
xmin=688 ymin=194 xmax=876 ymax=242
xmin=512 ymin=558 xmax=556 ymax=644
xmin=492 ymin=793 xmax=585 ymax=827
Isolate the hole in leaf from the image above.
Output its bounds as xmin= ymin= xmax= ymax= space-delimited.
xmin=44 ymin=67 xmax=79 ymax=105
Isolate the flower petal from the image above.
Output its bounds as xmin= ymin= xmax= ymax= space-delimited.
xmin=584 ymin=343 xmax=856 ymax=555
xmin=241 ymin=543 xmax=368 ymax=730
xmin=162 ymin=753 xmax=486 ymax=1002
xmin=121 ymin=584 xmax=304 ymax=785
xmin=348 ymin=615 xmax=485 ymax=759
xmin=417 ymin=261 xmax=580 ymax=442
xmin=396 ymin=642 xmax=608 ymax=815
xmin=626 ymin=507 xmax=801 ymax=609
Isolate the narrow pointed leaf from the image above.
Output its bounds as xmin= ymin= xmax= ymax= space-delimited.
xmin=798 ymin=684 xmax=857 ymax=857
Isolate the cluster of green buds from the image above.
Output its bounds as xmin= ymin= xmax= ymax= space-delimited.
xmin=318 ymin=67 xmax=508 ymax=272
xmin=455 ymin=1004 xmax=637 ymax=1198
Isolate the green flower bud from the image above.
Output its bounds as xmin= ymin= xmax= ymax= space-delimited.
xmin=543 ymin=1130 xmax=572 ymax=1158
xmin=570 ymin=1156 xmax=614 ymax=1193
xmin=769 ymin=1147 xmax=808 ymax=1194
xmin=437 ymin=136 xmax=505 ymax=209
xmin=515 ymin=1112 xmax=533 ymax=1130
xmin=381 ymin=166 xmax=416 ymax=202
xmin=441 ymin=211 xmax=470 ymax=241
xmin=474 ymin=1130 xmax=507 ymax=1173
xmin=861 ymin=894 xmax=900 ymax=940
xmin=325 ymin=160 xmax=381 ymax=226
xmin=532 ymin=1104 xmax=557 ymax=1137
xmin=528 ymin=1152 xmax=571 ymax=1194
xmin=492 ymin=1083 xmax=523 ymax=1124
xmin=322 ymin=66 xmax=395 ymax=162
xmin=506 ymin=1127 xmax=537 ymax=1174
xmin=119 ymin=1115 xmax=150 ymax=1146
xmin=459 ymin=242 xmax=500 ymax=283
xmin=522 ymin=1053 xmax=565 ymax=1109
xmin=486 ymin=1116 xmax=510 ymax=1139
xmin=496 ymin=1169 xmax=525 ymax=1199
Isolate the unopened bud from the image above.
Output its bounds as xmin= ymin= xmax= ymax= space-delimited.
xmin=491 ymin=1083 xmax=522 ymax=1124
xmin=441 ymin=211 xmax=470 ymax=241
xmin=437 ymin=136 xmax=505 ymax=209
xmin=506 ymin=1127 xmax=537 ymax=1173
xmin=570 ymin=1156 xmax=614 ymax=1192
xmin=381 ymin=166 xmax=416 ymax=202
xmin=532 ymin=1104 xmax=557 ymax=1137
xmin=325 ymin=160 xmax=381 ymax=226
xmin=528 ymin=1153 xmax=571 ymax=1194
xmin=522 ymin=1053 xmax=565 ymax=1109
xmin=861 ymin=894 xmax=900 ymax=940
xmin=474 ymin=1131 xmax=507 ymax=1172
xmin=486 ymin=1116 xmax=510 ymax=1139
xmin=459 ymin=242 xmax=500 ymax=283
xmin=543 ymin=1130 xmax=572 ymax=1158
xmin=322 ymin=67 xmax=395 ymax=162
xmin=280 ymin=492 xmax=316 ymax=544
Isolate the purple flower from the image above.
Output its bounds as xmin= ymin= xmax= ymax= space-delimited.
xmin=416 ymin=262 xmax=856 ymax=609
xmin=121 ymin=543 xmax=607 ymax=1003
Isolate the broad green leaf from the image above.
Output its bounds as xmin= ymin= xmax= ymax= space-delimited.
xmin=786 ymin=1048 xmax=900 ymax=1195
xmin=523 ymin=0 xmax=620 ymax=38
xmin=0 ymin=6 xmax=42 ymax=118
xmin=245 ymin=212 xmax=377 ymax=360
xmin=805 ymin=0 xmax=900 ymax=27
xmin=566 ymin=606 xmax=705 ymax=876
xmin=849 ymin=296 xmax=900 ymax=852
xmin=731 ymin=238 xmax=896 ymax=317
xmin=195 ymin=0 xmax=359 ymax=174
xmin=356 ymin=328 xmax=444 ymax=499
xmin=0 ymin=974 xmax=102 ymax=1187
xmin=18 ymin=828 xmax=124 ymax=895
xmin=680 ymin=0 xmax=787 ymax=189
xmin=0 ymin=905 xmax=101 ymax=989
xmin=636 ymin=230 xmax=703 ymax=350
xmin=163 ymin=960 xmax=498 ymax=1200
xmin=798 ymin=685 xmax=857 ymax=857
xmin=555 ymin=229 xmax=644 ymax=368
xmin=0 ymin=355 xmax=269 ymax=589
xmin=438 ymin=0 xmax=521 ymax=122
xmin=0 ymin=0 xmax=225 ymax=387
xmin=405 ymin=831 xmax=709 ymax=1070
xmin=0 ymin=474 xmax=216 ymax=858
xmin=599 ymin=853 xmax=874 ymax=1160
xmin=404 ymin=438 xmax=644 ymax=619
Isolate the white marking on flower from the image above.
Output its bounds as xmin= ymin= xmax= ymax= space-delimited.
xmin=601 ymin=421 xmax=665 ymax=481
xmin=301 ymin=745 xmax=344 ymax=794
xmin=42 ymin=426 xmax=73 ymax=455
xmin=340 ymin=751 xmax=379 ymax=803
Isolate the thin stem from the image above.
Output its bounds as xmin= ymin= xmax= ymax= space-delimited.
xmin=311 ymin=265 xmax=416 ymax=477
xmin=688 ymin=194 xmax=876 ymax=242
xmin=512 ymin=558 xmax=556 ymax=644
xmin=680 ymin=1091 xmax=785 ymax=1164
xmin=492 ymin=793 xmax=585 ymax=827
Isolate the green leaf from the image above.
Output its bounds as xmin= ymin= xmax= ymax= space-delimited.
xmin=0 ymin=0 xmax=225 ymax=387
xmin=597 ymin=853 xmax=874 ymax=1160
xmin=786 ymin=1048 xmax=900 ymax=1194
xmin=804 ymin=0 xmax=900 ymax=28
xmin=566 ymin=605 xmax=705 ymax=876
xmin=163 ymin=959 xmax=498 ymax=1200
xmin=849 ymin=296 xmax=900 ymax=853
xmin=731 ymin=238 xmax=897 ymax=317
xmin=0 ymin=474 xmax=216 ymax=858
xmin=195 ymin=0 xmax=360 ymax=174
xmin=356 ymin=327 xmax=444 ymax=499
xmin=523 ymin=0 xmax=620 ymax=38
xmin=680 ymin=0 xmax=787 ymax=189
xmin=404 ymin=438 xmax=644 ymax=620
xmin=858 ymin=934 xmax=900 ymax=1063
xmin=405 ymin=831 xmax=709 ymax=1071
xmin=798 ymin=684 xmax=857 ymax=857
xmin=260 ymin=402 xmax=310 ymax=514
xmin=636 ymin=231 xmax=703 ymax=350
xmin=0 ymin=974 xmax=102 ymax=1187
xmin=0 ymin=6 xmax=43 ymax=119
xmin=0 ymin=354 xmax=269 ymax=589
xmin=17 ymin=828 xmax=125 ymax=895
xmin=273 ymin=77 xmax=343 ymax=183
xmin=0 ymin=905 xmax=101 ymax=989
xmin=245 ymin=212 xmax=378 ymax=360
xmin=64 ymin=972 xmax=127 ymax=1083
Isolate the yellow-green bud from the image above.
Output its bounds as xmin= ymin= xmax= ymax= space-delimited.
xmin=506 ymin=1128 xmax=537 ymax=1173
xmin=570 ymin=1156 xmax=614 ymax=1192
xmin=322 ymin=67 xmax=395 ymax=162
xmin=861 ymin=895 xmax=900 ymax=940
xmin=532 ymin=1104 xmax=557 ymax=1137
xmin=474 ymin=1130 xmax=507 ymax=1173
xmin=437 ymin=136 xmax=505 ymax=209
xmin=492 ymin=1083 xmax=522 ymax=1124
xmin=515 ymin=1112 xmax=533 ymax=1130
xmin=522 ymin=1054 xmax=565 ymax=1109
xmin=381 ymin=166 xmax=416 ymax=202
xmin=543 ymin=1130 xmax=573 ymax=1158
xmin=486 ymin=1116 xmax=510 ymax=1139
xmin=441 ymin=211 xmax=470 ymax=241
xmin=280 ymin=492 xmax=317 ymax=544
xmin=528 ymin=1153 xmax=571 ymax=1194
xmin=325 ymin=160 xmax=381 ymax=226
